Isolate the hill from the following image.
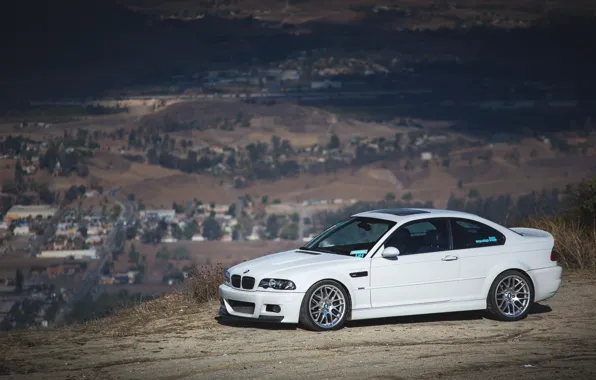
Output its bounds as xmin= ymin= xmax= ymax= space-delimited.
xmin=0 ymin=271 xmax=595 ymax=378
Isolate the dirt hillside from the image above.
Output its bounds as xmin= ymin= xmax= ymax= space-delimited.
xmin=1 ymin=271 xmax=595 ymax=379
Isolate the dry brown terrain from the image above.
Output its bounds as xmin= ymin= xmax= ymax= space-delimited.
xmin=0 ymin=270 xmax=595 ymax=379
xmin=2 ymin=100 xmax=595 ymax=209
xmin=121 ymin=0 xmax=596 ymax=27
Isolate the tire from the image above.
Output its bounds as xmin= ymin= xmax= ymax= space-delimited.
xmin=486 ymin=270 xmax=534 ymax=321
xmin=299 ymin=280 xmax=349 ymax=331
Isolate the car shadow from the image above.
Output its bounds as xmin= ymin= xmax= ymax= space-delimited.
xmin=215 ymin=303 xmax=552 ymax=330
xmin=215 ymin=315 xmax=298 ymax=330
xmin=348 ymin=302 xmax=553 ymax=328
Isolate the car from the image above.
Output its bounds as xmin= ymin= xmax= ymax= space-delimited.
xmin=219 ymin=208 xmax=562 ymax=331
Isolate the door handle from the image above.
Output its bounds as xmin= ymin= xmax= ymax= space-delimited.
xmin=441 ymin=255 xmax=458 ymax=261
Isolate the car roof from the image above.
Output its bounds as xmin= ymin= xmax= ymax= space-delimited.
xmin=352 ymin=208 xmax=483 ymax=223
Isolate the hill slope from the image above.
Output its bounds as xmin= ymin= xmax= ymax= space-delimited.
xmin=1 ymin=272 xmax=595 ymax=379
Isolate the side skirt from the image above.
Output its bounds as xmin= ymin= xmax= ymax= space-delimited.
xmin=351 ymin=300 xmax=486 ymax=321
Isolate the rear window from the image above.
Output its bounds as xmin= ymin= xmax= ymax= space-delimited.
xmin=450 ymin=218 xmax=506 ymax=249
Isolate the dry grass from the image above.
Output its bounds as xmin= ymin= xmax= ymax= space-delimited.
xmin=182 ymin=264 xmax=225 ymax=304
xmin=522 ymin=216 xmax=596 ymax=269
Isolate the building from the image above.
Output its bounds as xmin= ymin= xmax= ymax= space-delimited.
xmin=421 ymin=152 xmax=433 ymax=161
xmin=4 ymin=205 xmax=57 ymax=222
xmin=38 ymin=249 xmax=98 ymax=260
xmin=140 ymin=209 xmax=176 ymax=222
xmin=13 ymin=225 xmax=31 ymax=236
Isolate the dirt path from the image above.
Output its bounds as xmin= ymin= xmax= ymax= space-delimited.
xmin=1 ymin=271 xmax=596 ymax=380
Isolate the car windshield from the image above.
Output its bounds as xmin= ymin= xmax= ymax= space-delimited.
xmin=300 ymin=217 xmax=395 ymax=257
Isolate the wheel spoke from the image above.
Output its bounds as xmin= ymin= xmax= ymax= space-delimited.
xmin=309 ymin=284 xmax=346 ymax=329
xmin=494 ymin=275 xmax=531 ymax=318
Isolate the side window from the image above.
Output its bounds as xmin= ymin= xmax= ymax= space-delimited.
xmin=383 ymin=218 xmax=450 ymax=255
xmin=450 ymin=218 xmax=506 ymax=250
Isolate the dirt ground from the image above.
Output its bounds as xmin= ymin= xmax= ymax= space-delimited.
xmin=0 ymin=271 xmax=595 ymax=379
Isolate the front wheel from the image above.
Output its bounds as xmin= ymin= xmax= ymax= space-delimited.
xmin=486 ymin=270 xmax=534 ymax=321
xmin=299 ymin=280 xmax=349 ymax=331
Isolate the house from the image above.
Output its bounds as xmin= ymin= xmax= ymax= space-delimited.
xmin=4 ymin=205 xmax=57 ymax=223
xmin=140 ymin=209 xmax=176 ymax=222
xmin=84 ymin=190 xmax=99 ymax=198
xmin=23 ymin=166 xmax=36 ymax=175
xmin=13 ymin=225 xmax=31 ymax=236
xmin=38 ymin=249 xmax=98 ymax=260
xmin=281 ymin=70 xmax=300 ymax=81
xmin=421 ymin=152 xmax=433 ymax=161
xmin=191 ymin=234 xmax=205 ymax=242
xmin=566 ymin=137 xmax=587 ymax=145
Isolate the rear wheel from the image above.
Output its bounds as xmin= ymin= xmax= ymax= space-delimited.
xmin=486 ymin=270 xmax=534 ymax=321
xmin=299 ymin=280 xmax=349 ymax=331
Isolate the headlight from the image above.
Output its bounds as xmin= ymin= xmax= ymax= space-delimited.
xmin=224 ymin=270 xmax=231 ymax=285
xmin=258 ymin=278 xmax=296 ymax=290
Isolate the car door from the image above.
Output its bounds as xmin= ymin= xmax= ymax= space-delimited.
xmin=447 ymin=218 xmax=507 ymax=302
xmin=369 ymin=218 xmax=460 ymax=308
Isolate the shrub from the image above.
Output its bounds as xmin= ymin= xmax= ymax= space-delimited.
xmin=520 ymin=176 xmax=596 ymax=269
xmin=182 ymin=264 xmax=224 ymax=303
xmin=521 ymin=215 xmax=596 ymax=269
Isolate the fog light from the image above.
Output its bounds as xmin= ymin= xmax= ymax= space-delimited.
xmin=266 ymin=304 xmax=281 ymax=313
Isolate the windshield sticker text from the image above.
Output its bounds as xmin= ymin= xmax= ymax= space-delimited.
xmin=349 ymin=249 xmax=368 ymax=258
xmin=475 ymin=236 xmax=497 ymax=244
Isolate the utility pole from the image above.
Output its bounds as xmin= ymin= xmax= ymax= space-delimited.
xmin=235 ymin=195 xmax=244 ymax=241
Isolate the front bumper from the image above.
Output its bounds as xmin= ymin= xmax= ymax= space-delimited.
xmin=218 ymin=284 xmax=304 ymax=324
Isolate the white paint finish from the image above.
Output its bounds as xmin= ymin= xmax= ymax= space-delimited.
xmin=219 ymin=208 xmax=563 ymax=325
xmin=370 ymin=251 xmax=459 ymax=307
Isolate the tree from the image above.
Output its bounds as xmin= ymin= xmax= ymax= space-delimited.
xmin=226 ymin=203 xmax=237 ymax=217
xmin=202 ymin=217 xmax=222 ymax=241
xmin=15 ymin=269 xmax=23 ymax=294
xmin=290 ymin=212 xmax=300 ymax=223
xmin=183 ymin=220 xmax=198 ymax=240
xmin=128 ymin=244 xmax=139 ymax=264
xmin=468 ymin=189 xmax=480 ymax=198
xmin=14 ymin=160 xmax=24 ymax=187
xmin=128 ymin=193 xmax=135 ymax=201
xmin=401 ymin=192 xmax=412 ymax=201
xmin=111 ymin=204 xmax=122 ymax=219
xmin=78 ymin=226 xmax=88 ymax=238
xmin=280 ymin=222 xmax=299 ymax=240
xmin=76 ymin=163 xmax=89 ymax=178
xmin=266 ymin=215 xmax=279 ymax=240
xmin=65 ymin=186 xmax=79 ymax=202
xmin=261 ymin=195 xmax=269 ymax=204
xmin=327 ymin=134 xmax=340 ymax=149
xmin=385 ymin=192 xmax=396 ymax=201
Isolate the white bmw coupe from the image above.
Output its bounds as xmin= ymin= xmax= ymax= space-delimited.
xmin=219 ymin=208 xmax=562 ymax=331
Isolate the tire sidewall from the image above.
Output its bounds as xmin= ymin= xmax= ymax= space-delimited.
xmin=299 ymin=280 xmax=350 ymax=331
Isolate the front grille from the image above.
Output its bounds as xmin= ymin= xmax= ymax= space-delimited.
xmin=242 ymin=276 xmax=255 ymax=290
xmin=231 ymin=275 xmax=241 ymax=288
xmin=227 ymin=299 xmax=255 ymax=314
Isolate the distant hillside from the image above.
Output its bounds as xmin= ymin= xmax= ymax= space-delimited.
xmin=3 ymin=0 xmax=596 ymax=101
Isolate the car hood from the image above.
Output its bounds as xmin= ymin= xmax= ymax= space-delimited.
xmin=228 ymin=249 xmax=355 ymax=279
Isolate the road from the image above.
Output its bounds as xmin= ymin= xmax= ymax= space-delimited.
xmin=53 ymin=189 xmax=137 ymax=325
xmin=1 ymin=271 xmax=595 ymax=379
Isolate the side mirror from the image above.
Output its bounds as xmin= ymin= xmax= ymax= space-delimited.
xmin=381 ymin=246 xmax=400 ymax=258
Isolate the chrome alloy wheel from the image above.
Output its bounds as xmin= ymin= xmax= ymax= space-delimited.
xmin=495 ymin=274 xmax=531 ymax=318
xmin=309 ymin=284 xmax=346 ymax=329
